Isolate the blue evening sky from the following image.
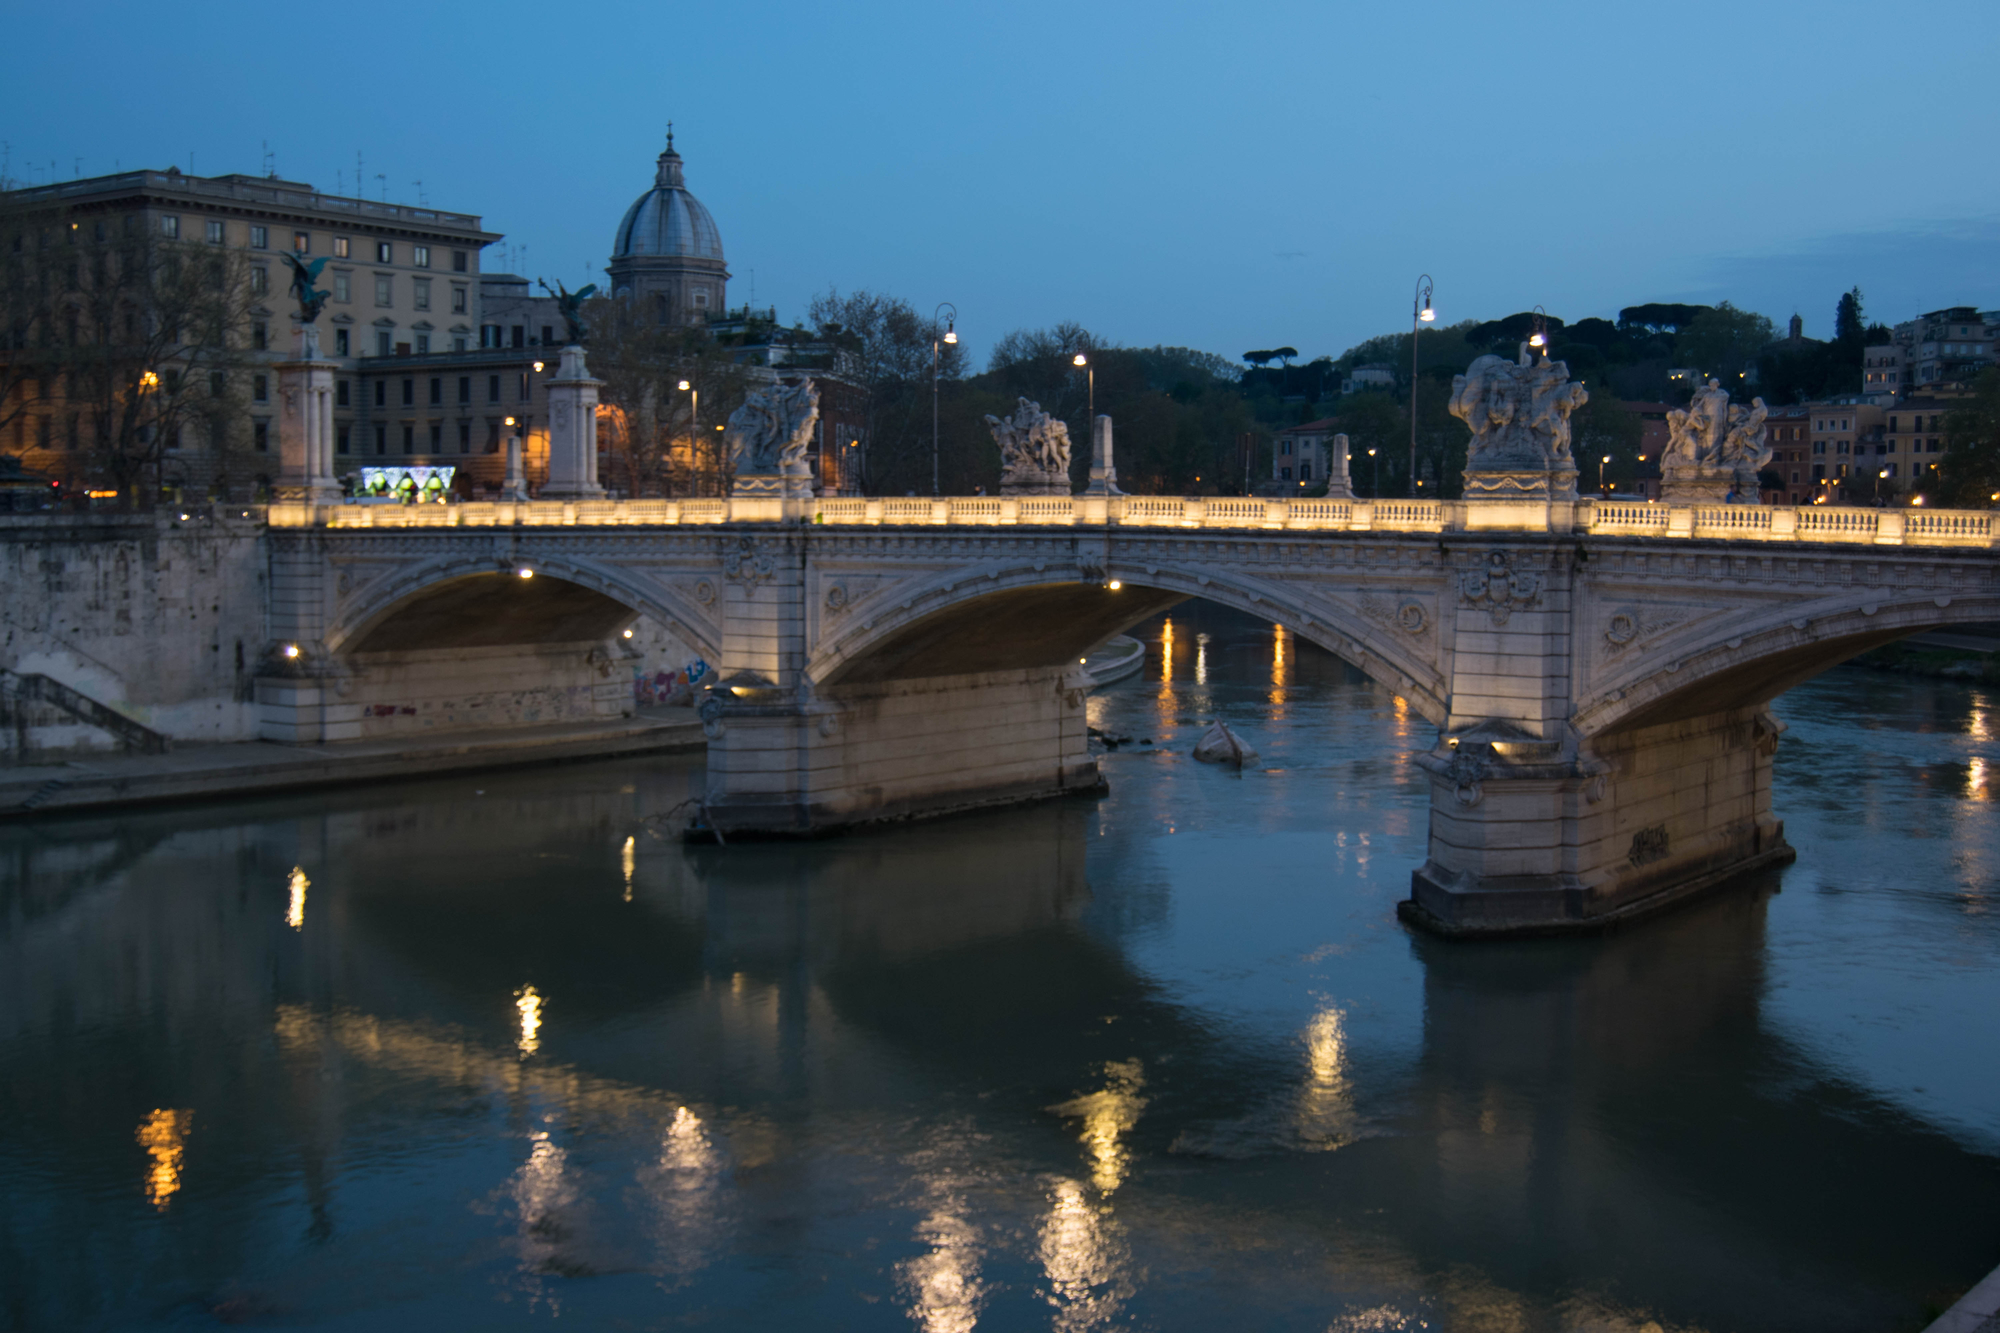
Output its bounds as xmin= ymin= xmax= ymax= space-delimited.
xmin=6 ymin=0 xmax=1998 ymax=365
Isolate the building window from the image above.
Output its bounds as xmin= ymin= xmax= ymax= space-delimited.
xmin=452 ymin=250 xmax=468 ymax=272
xmin=413 ymin=278 xmax=431 ymax=310
xmin=487 ymin=421 xmax=501 ymax=453
xmin=205 ymin=219 xmax=224 ymax=244
xmin=337 ymin=427 xmax=350 ymax=455
xmin=333 ymin=274 xmax=351 ymax=303
xmin=375 ymin=274 xmax=393 ymax=306
xmin=1281 ymin=466 xmax=1292 ymax=480
xmin=376 ymin=330 xmax=392 ymax=357
xmin=160 ymin=215 xmax=180 ymax=239
xmin=252 ymin=374 xmax=268 ymax=402
xmin=429 ymin=421 xmax=442 ymax=451
xmin=210 ymin=371 xmax=225 ymax=397
xmin=376 ymin=241 xmax=392 ymax=263
xmin=429 ymin=376 xmax=442 ymax=406
xmin=458 ymin=421 xmax=471 ymax=453
xmin=414 ymin=333 xmax=429 ymax=354
xmin=511 ymin=325 xmax=524 ymax=348
xmin=457 ymin=376 xmax=471 ymax=405
xmin=541 ymin=325 xmax=554 ymax=347
xmin=249 ymin=420 xmax=269 ymax=452
xmin=692 ymin=289 xmax=709 ymax=309
xmin=402 ymin=425 xmax=414 ymax=455
xmin=451 ymin=286 xmax=467 ymax=314
xmin=452 ymin=336 xmax=466 ymax=353
xmin=293 ymin=231 xmax=310 ymax=253
xmin=518 ymin=372 xmax=530 ymax=403
xmin=333 ymin=237 xmax=350 ymax=259
xmin=488 ymin=374 xmax=501 ymax=404
xmin=401 ymin=378 xmax=414 ymax=407
xmin=413 ymin=245 xmax=431 ymax=268
xmin=250 ymin=225 xmax=268 ymax=249
xmin=334 ymin=328 xmax=350 ymax=357
xmin=375 ymin=424 xmax=386 ymax=455
xmin=251 ymin=321 xmax=267 ymax=350
xmin=249 ymin=267 xmax=269 ymax=295
xmin=1300 ymin=461 xmax=1312 ymax=480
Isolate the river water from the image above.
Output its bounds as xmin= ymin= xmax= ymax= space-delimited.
xmin=3 ymin=602 xmax=1997 ymax=1333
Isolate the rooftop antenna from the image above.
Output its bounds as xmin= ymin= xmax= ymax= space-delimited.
xmin=411 ymin=179 xmax=426 ymax=206
xmin=73 ymin=156 xmax=81 ymax=176
xmin=355 ymin=151 xmax=363 ymax=199
xmin=748 ymin=268 xmax=755 ymax=307
xmin=375 ymin=172 xmax=386 ymax=201
xmin=262 ymin=140 xmax=274 ymax=177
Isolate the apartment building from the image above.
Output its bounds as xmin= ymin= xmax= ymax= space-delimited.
xmin=1892 ymin=306 xmax=1999 ymax=390
xmin=2 ymin=166 xmax=501 ymax=493
xmin=1806 ymin=399 xmax=1884 ymax=488
xmin=1763 ymin=403 xmax=1812 ymax=502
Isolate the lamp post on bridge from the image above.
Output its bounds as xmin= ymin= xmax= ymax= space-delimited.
xmin=1368 ymin=446 xmax=1378 ymax=499
xmin=1073 ymin=352 xmax=1093 ymax=478
xmin=1408 ymin=275 xmax=1435 ymax=499
xmin=932 ymin=303 xmax=956 ymax=497
xmin=678 ymin=379 xmax=698 ymax=496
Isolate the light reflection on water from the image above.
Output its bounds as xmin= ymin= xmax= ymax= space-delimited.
xmin=2 ymin=602 xmax=1997 ymax=1331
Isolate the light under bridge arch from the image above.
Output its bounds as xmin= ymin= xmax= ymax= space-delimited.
xmin=805 ymin=558 xmax=1450 ymax=725
xmin=327 ymin=552 xmax=721 ymax=663
xmin=1576 ymin=588 xmax=2000 ymax=740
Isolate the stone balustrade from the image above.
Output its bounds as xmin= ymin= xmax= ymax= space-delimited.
xmin=267 ymin=494 xmax=2000 ymax=549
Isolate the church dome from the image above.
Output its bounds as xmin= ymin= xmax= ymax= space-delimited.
xmin=612 ymin=133 xmax=723 ymax=262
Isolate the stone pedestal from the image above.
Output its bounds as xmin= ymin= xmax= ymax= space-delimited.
xmin=502 ymin=432 xmax=527 ymax=501
xmin=1082 ymin=414 xmax=1122 ymax=496
xmin=1660 ymin=460 xmax=1752 ymax=505
xmin=1324 ymin=432 xmax=1353 ymax=498
xmin=1461 ymin=466 xmax=1580 ymax=501
xmin=541 ymin=345 xmax=606 ymax=500
xmin=1401 ymin=707 xmax=1794 ymax=936
xmin=275 ymin=350 xmax=340 ymax=505
xmin=700 ymin=666 xmax=1102 ymax=835
xmin=731 ymin=462 xmax=814 ymax=501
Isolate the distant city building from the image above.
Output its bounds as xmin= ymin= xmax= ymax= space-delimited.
xmin=1861 ymin=342 xmax=1909 ymax=402
xmin=1884 ymin=396 xmax=1966 ymax=493
xmin=1762 ymin=403 xmax=1812 ymax=503
xmin=1891 ymin=307 xmax=1998 ymax=390
xmin=606 ymin=131 xmax=729 ymax=328
xmin=1269 ymin=419 xmax=1337 ymax=488
xmin=1806 ymin=398 xmax=1884 ymax=491
xmin=1341 ymin=364 xmax=1395 ymax=395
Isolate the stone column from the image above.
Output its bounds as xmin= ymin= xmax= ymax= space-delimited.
xmin=503 ymin=426 xmax=527 ymax=501
xmin=274 ymin=334 xmax=340 ymax=504
xmin=541 ymin=345 xmax=605 ymax=500
xmin=1324 ymin=432 xmax=1353 ymax=498
xmin=1082 ymin=414 xmax=1121 ymax=495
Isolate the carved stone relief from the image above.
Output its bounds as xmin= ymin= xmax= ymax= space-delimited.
xmin=1458 ymin=551 xmax=1542 ymax=626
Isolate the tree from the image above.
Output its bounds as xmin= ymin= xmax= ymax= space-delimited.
xmin=1675 ymin=301 xmax=1775 ymax=385
xmin=584 ymin=293 xmax=749 ymax=496
xmin=1570 ymin=394 xmax=1643 ymax=493
xmin=1834 ymin=287 xmax=1865 ymax=346
xmin=1 ymin=191 xmax=257 ymax=502
xmin=1270 ymin=346 xmax=1298 ymax=368
xmin=809 ymin=287 xmax=965 ymax=495
xmin=1241 ymin=349 xmax=1274 ymax=370
xmin=1933 ymin=368 xmax=2000 ymax=507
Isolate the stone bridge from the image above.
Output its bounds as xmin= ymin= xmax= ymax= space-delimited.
xmin=260 ymin=492 xmax=2000 ymax=936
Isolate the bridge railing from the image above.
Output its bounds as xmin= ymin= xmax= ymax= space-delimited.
xmin=273 ymin=495 xmax=1999 ymax=548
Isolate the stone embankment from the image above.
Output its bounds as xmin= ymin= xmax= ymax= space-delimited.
xmin=0 ymin=714 xmax=703 ymax=818
xmin=1855 ymin=626 xmax=2000 ymax=683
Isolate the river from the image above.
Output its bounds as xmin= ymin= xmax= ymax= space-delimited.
xmin=2 ymin=601 xmax=1996 ymax=1332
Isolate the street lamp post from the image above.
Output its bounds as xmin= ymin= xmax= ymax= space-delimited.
xmin=1409 ymin=275 xmax=1434 ymax=499
xmin=1073 ymin=352 xmax=1093 ymax=486
xmin=677 ymin=379 xmax=698 ymax=495
xmin=932 ymin=303 xmax=957 ymax=497
xmin=1600 ymin=453 xmax=1611 ymax=495
xmin=1368 ymin=446 xmax=1378 ymax=498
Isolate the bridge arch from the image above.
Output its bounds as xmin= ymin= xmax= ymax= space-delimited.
xmin=1576 ymin=588 xmax=2000 ymax=739
xmin=807 ymin=559 xmax=1449 ymax=724
xmin=328 ymin=552 xmax=720 ymax=662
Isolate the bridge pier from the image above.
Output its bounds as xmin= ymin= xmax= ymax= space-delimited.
xmin=1404 ymin=706 xmax=1794 ymax=936
xmin=699 ymin=666 xmax=1101 ymax=835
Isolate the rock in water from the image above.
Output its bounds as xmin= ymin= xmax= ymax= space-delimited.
xmin=1191 ymin=721 xmax=1258 ymax=768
